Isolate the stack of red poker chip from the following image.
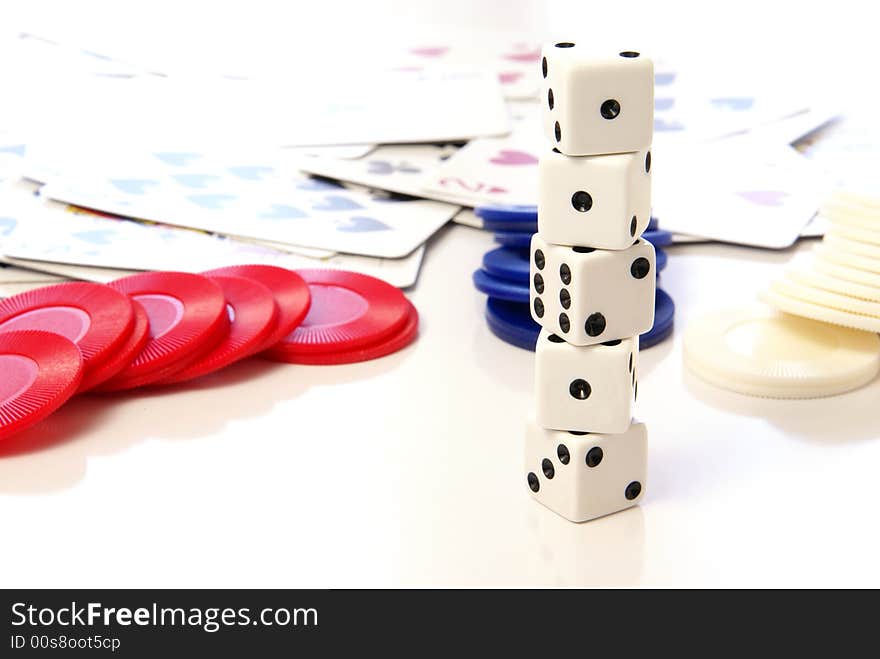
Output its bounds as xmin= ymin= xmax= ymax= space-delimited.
xmin=265 ymin=269 xmax=419 ymax=365
xmin=0 ymin=267 xmax=418 ymax=442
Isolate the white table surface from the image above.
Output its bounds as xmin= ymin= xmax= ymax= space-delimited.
xmin=2 ymin=226 xmax=879 ymax=588
xmin=2 ymin=0 xmax=879 ymax=589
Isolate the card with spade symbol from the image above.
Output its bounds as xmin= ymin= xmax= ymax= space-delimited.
xmin=37 ymin=148 xmax=459 ymax=258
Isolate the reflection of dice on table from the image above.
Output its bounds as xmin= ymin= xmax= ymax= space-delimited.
xmin=526 ymin=43 xmax=655 ymax=523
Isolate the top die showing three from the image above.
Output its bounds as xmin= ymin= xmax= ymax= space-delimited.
xmin=541 ymin=44 xmax=654 ymax=156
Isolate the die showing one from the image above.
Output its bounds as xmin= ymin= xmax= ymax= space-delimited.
xmin=525 ymin=417 xmax=647 ymax=523
xmin=541 ymin=44 xmax=653 ymax=156
xmin=529 ymin=234 xmax=656 ymax=346
xmin=534 ymin=329 xmax=638 ymax=434
xmin=538 ymin=147 xmax=652 ymax=250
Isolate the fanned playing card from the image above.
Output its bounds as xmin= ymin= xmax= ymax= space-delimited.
xmin=35 ymin=147 xmax=460 ymax=258
xmin=0 ymin=190 xmax=427 ymax=288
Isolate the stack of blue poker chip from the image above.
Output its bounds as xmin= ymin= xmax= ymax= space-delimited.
xmin=473 ymin=205 xmax=676 ymax=351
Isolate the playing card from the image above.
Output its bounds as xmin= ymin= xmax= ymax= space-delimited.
xmin=652 ymin=138 xmax=828 ymax=248
xmin=298 ymin=144 xmax=478 ymax=206
xmin=0 ymin=257 xmax=133 ymax=285
xmin=298 ymin=102 xmax=544 ymax=207
xmin=2 ymin=247 xmax=424 ymax=290
xmin=418 ymin=130 xmax=543 ymax=207
xmin=36 ymin=148 xmax=460 ymax=258
xmin=29 ymin=69 xmax=510 ymax=151
xmin=0 ymin=263 xmax=65 ymax=284
xmin=451 ymin=209 xmax=483 ymax=229
xmin=0 ymin=132 xmax=26 ymax=184
xmin=796 ymin=113 xmax=880 ymax=191
xmin=393 ymin=31 xmax=543 ymax=100
xmin=0 ymin=186 xmax=426 ymax=288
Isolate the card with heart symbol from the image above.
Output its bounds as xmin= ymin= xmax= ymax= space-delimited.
xmin=0 ymin=188 xmax=426 ymax=288
xmin=392 ymin=31 xmax=544 ymax=100
xmin=417 ymin=131 xmax=544 ymax=207
xmin=36 ymin=147 xmax=459 ymax=257
xmin=651 ymin=138 xmax=829 ymax=248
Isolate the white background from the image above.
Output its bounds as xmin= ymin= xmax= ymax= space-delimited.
xmin=1 ymin=0 xmax=879 ymax=587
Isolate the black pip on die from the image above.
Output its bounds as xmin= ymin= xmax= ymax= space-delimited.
xmin=526 ymin=43 xmax=654 ymax=523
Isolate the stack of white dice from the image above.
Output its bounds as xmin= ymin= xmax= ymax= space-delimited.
xmin=525 ymin=43 xmax=656 ymax=523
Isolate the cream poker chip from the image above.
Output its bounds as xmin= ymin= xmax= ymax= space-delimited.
xmin=821 ymin=199 xmax=880 ymax=225
xmin=770 ymin=279 xmax=880 ymax=318
xmin=830 ymin=190 xmax=880 ymax=212
xmin=824 ymin=231 xmax=880 ymax=259
xmin=813 ymin=257 xmax=880 ymax=288
xmin=787 ymin=267 xmax=880 ymax=302
xmin=814 ymin=245 xmax=880 ymax=274
xmin=684 ymin=306 xmax=880 ymax=398
xmin=760 ymin=286 xmax=880 ymax=333
xmin=830 ymin=223 xmax=880 ymax=247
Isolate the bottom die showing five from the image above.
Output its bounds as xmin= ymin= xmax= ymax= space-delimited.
xmin=535 ymin=328 xmax=638 ymax=434
xmin=525 ymin=417 xmax=647 ymax=523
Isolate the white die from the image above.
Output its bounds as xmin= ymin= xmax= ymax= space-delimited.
xmin=525 ymin=417 xmax=647 ymax=523
xmin=538 ymin=147 xmax=652 ymax=250
xmin=529 ymin=234 xmax=656 ymax=346
xmin=534 ymin=328 xmax=638 ymax=434
xmin=541 ymin=44 xmax=653 ymax=156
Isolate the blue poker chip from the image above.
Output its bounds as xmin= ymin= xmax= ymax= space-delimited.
xmin=643 ymin=228 xmax=673 ymax=247
xmin=493 ymin=230 xmax=533 ymax=250
xmin=641 ymin=288 xmax=675 ymax=348
xmin=483 ymin=247 xmax=529 ymax=283
xmin=482 ymin=218 xmax=538 ymax=232
xmin=656 ymin=246 xmax=668 ymax=272
xmin=473 ymin=268 xmax=529 ymax=304
xmin=485 ymin=297 xmax=539 ymax=351
xmin=474 ymin=205 xmax=537 ymax=224
xmin=648 ymin=216 xmax=659 ymax=231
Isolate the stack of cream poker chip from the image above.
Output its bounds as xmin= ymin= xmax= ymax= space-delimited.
xmin=685 ymin=189 xmax=880 ymax=399
xmin=523 ymin=44 xmax=656 ymax=523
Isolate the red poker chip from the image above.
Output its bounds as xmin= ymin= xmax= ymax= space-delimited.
xmin=273 ymin=300 xmax=419 ymax=365
xmin=97 ymin=272 xmax=230 ymax=391
xmin=0 ymin=330 xmax=84 ymax=441
xmin=0 ymin=281 xmax=134 ymax=392
xmin=266 ymin=269 xmax=411 ymax=360
xmin=158 ymin=275 xmax=279 ymax=384
xmin=202 ymin=265 xmax=310 ymax=351
xmin=79 ymin=300 xmax=151 ymax=392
